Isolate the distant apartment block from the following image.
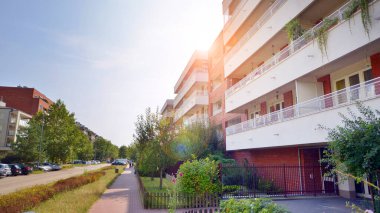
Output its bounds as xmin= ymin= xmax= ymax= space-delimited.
xmin=173 ymin=51 xmax=209 ymax=126
xmin=0 ymin=101 xmax=32 ymax=151
xmin=0 ymin=86 xmax=54 ymax=115
xmin=222 ymin=0 xmax=380 ymax=198
xmin=160 ymin=99 xmax=175 ymax=121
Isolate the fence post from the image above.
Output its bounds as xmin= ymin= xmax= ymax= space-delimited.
xmin=253 ymin=172 xmax=257 ymax=198
xmin=283 ymin=164 xmax=287 ymax=197
xmin=313 ymin=166 xmax=316 ymax=196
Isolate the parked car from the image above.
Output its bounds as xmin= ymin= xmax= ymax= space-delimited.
xmin=17 ymin=164 xmax=33 ymax=175
xmin=43 ymin=163 xmax=61 ymax=171
xmin=111 ymin=160 xmax=126 ymax=165
xmin=0 ymin=164 xmax=11 ymax=177
xmin=8 ymin=164 xmax=22 ymax=176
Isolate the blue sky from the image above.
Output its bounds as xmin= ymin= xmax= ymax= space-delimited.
xmin=0 ymin=1 xmax=223 ymax=146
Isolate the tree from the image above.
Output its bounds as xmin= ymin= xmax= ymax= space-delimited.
xmin=323 ymin=102 xmax=380 ymax=209
xmin=12 ymin=112 xmax=44 ymax=162
xmin=133 ymin=108 xmax=176 ymax=188
xmin=44 ymin=100 xmax=77 ymax=163
xmin=125 ymin=143 xmax=138 ymax=161
xmin=73 ymin=129 xmax=94 ymax=161
xmin=119 ymin=145 xmax=127 ymax=158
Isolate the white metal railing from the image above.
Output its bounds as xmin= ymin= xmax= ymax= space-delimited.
xmin=226 ymin=0 xmax=371 ymax=98
xmin=224 ymin=0 xmax=287 ymax=60
xmin=224 ymin=0 xmax=248 ymax=29
xmin=8 ymin=130 xmax=15 ymax=136
xmin=174 ymin=91 xmax=209 ymax=122
xmin=184 ymin=113 xmax=209 ymax=126
xmin=226 ymin=77 xmax=380 ymax=136
xmin=213 ymin=107 xmax=223 ymax=116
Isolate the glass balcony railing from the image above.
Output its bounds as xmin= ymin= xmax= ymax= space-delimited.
xmin=226 ymin=0 xmax=365 ymax=98
xmin=226 ymin=77 xmax=380 ymax=136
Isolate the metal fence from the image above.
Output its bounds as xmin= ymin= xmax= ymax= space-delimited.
xmin=221 ymin=164 xmax=338 ymax=198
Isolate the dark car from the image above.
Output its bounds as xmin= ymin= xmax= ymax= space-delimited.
xmin=111 ymin=160 xmax=126 ymax=165
xmin=17 ymin=164 xmax=33 ymax=175
xmin=9 ymin=164 xmax=22 ymax=176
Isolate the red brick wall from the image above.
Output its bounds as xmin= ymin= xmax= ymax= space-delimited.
xmin=230 ymin=147 xmax=300 ymax=166
xmin=0 ymin=87 xmax=53 ymax=115
xmin=371 ymin=53 xmax=380 ymax=78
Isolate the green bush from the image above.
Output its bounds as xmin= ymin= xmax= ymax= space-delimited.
xmin=0 ymin=170 xmax=106 ymax=213
xmin=176 ymin=157 xmax=221 ymax=195
xmin=220 ymin=198 xmax=289 ymax=213
xmin=222 ymin=185 xmax=240 ymax=193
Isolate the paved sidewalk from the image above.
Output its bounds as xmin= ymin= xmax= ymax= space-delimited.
xmin=89 ymin=167 xmax=166 ymax=213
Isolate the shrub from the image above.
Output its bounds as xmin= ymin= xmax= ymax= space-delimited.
xmin=222 ymin=185 xmax=240 ymax=193
xmin=0 ymin=170 xmax=106 ymax=213
xmin=176 ymin=157 xmax=221 ymax=195
xmin=220 ymin=198 xmax=289 ymax=213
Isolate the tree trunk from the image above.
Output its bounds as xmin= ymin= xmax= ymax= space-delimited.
xmin=368 ymin=174 xmax=378 ymax=212
xmin=159 ymin=168 xmax=163 ymax=190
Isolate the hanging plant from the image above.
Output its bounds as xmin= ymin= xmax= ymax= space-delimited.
xmin=285 ymin=19 xmax=305 ymax=42
xmin=315 ymin=17 xmax=339 ymax=57
xmin=342 ymin=0 xmax=371 ymax=36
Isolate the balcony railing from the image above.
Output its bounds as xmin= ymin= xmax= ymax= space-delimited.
xmin=174 ymin=71 xmax=208 ymax=107
xmin=224 ymin=0 xmax=287 ymax=61
xmin=184 ymin=114 xmax=209 ymax=126
xmin=226 ymin=0 xmax=366 ymax=98
xmin=174 ymin=91 xmax=208 ymax=122
xmin=226 ymin=77 xmax=380 ymax=136
xmin=224 ymin=0 xmax=248 ymax=29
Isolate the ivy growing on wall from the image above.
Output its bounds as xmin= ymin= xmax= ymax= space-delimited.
xmin=315 ymin=17 xmax=339 ymax=57
xmin=343 ymin=0 xmax=372 ymax=36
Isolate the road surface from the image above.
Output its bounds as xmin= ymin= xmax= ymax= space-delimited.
xmin=0 ymin=164 xmax=110 ymax=195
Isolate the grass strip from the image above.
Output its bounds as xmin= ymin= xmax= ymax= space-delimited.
xmin=32 ymin=166 xmax=123 ymax=213
xmin=0 ymin=165 xmax=122 ymax=213
xmin=140 ymin=176 xmax=175 ymax=193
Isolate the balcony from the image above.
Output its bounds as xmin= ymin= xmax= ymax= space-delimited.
xmin=224 ymin=0 xmax=287 ymax=62
xmin=184 ymin=114 xmax=208 ymax=126
xmin=174 ymin=91 xmax=209 ymax=122
xmin=226 ymin=77 xmax=380 ymax=151
xmin=173 ymin=72 xmax=208 ymax=108
xmin=225 ymin=0 xmax=380 ymax=112
xmin=224 ymin=0 xmax=314 ymax=77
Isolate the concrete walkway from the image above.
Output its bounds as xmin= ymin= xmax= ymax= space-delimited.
xmin=89 ymin=167 xmax=166 ymax=213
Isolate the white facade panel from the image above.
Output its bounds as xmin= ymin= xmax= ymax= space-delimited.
xmin=226 ymin=97 xmax=380 ymax=151
xmin=226 ymin=1 xmax=380 ymax=112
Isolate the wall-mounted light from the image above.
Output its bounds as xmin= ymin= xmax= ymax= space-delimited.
xmin=273 ymin=133 xmax=279 ymax=136
xmin=270 ymin=76 xmax=276 ymax=80
xmin=307 ymin=55 xmax=314 ymax=58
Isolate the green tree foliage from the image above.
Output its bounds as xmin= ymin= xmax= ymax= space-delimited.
xmin=125 ymin=143 xmax=138 ymax=161
xmin=323 ymin=102 xmax=380 ymax=207
xmin=176 ymin=157 xmax=221 ymax=195
xmin=133 ymin=108 xmax=176 ymax=189
xmin=220 ymin=198 xmax=289 ymax=213
xmin=12 ymin=112 xmax=44 ymax=162
xmin=44 ymin=100 xmax=77 ymax=163
xmin=94 ymin=137 xmax=118 ymax=161
xmin=12 ymin=99 xmax=113 ymax=163
xmin=119 ymin=145 xmax=127 ymax=158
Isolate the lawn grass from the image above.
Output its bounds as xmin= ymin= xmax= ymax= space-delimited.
xmin=31 ymin=166 xmax=124 ymax=213
xmin=141 ymin=176 xmax=175 ymax=193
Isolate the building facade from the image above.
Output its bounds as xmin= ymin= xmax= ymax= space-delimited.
xmin=0 ymin=101 xmax=32 ymax=151
xmin=208 ymin=31 xmax=245 ymax=149
xmin=173 ymin=51 xmax=209 ymax=126
xmin=0 ymin=86 xmax=54 ymax=115
xmin=222 ymin=0 xmax=380 ymax=198
xmin=160 ymin=99 xmax=175 ymax=121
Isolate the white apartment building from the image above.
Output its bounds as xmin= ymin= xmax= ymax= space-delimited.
xmin=173 ymin=51 xmax=210 ymax=126
xmin=0 ymin=101 xmax=32 ymax=151
xmin=222 ymin=0 xmax=380 ymax=198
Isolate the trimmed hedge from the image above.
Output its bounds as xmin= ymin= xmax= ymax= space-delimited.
xmin=0 ymin=170 xmax=107 ymax=213
xmin=220 ymin=198 xmax=289 ymax=213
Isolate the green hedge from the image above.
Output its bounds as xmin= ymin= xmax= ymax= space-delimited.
xmin=220 ymin=198 xmax=289 ymax=213
xmin=0 ymin=169 xmax=108 ymax=213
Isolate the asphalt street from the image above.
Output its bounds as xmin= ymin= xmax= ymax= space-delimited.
xmin=0 ymin=164 xmax=110 ymax=195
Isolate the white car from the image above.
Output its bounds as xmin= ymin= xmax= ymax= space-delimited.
xmin=0 ymin=164 xmax=11 ymax=177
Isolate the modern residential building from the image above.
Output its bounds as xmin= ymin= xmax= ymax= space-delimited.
xmin=0 ymin=86 xmax=54 ymax=115
xmin=173 ymin=51 xmax=209 ymax=126
xmin=76 ymin=122 xmax=99 ymax=143
xmin=160 ymin=99 xmax=175 ymax=122
xmin=0 ymin=101 xmax=32 ymax=151
xmin=222 ymin=0 xmax=380 ymax=198
xmin=208 ymin=31 xmax=245 ymax=149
